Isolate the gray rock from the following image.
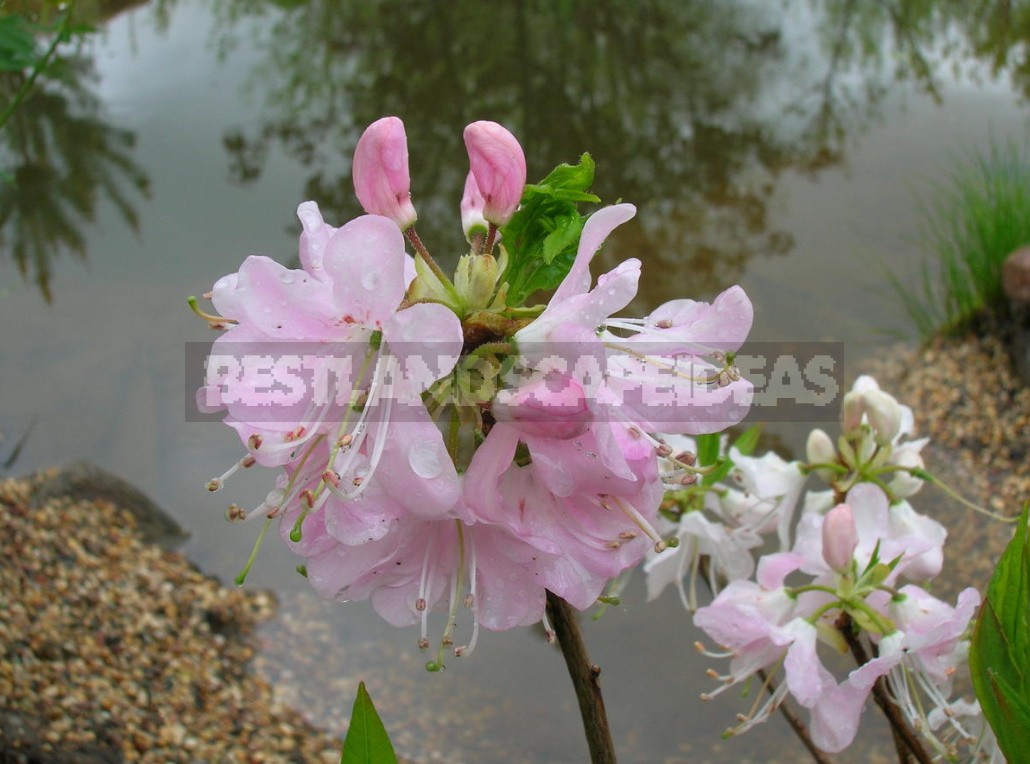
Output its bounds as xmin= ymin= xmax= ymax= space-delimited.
xmin=30 ymin=462 xmax=188 ymax=548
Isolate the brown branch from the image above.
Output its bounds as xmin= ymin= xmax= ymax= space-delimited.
xmin=546 ymin=590 xmax=617 ymax=764
xmin=756 ymin=668 xmax=835 ymax=764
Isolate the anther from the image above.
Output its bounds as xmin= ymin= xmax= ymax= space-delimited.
xmin=679 ymin=474 xmax=699 ymax=486
xmin=675 ymin=451 xmax=697 ymax=466
xmin=706 ymin=668 xmax=720 ymax=679
xmin=284 ymin=425 xmax=307 ymax=442
xmin=248 ymin=434 xmax=263 ymax=450
xmin=241 ymin=455 xmax=257 ymax=469
xmin=300 ymin=489 xmax=315 ymax=508
xmin=618 ymin=531 xmax=638 ymax=540
xmin=656 ymin=442 xmax=673 ymax=457
xmin=322 ymin=470 xmax=341 ymax=488
xmin=454 ymin=646 xmax=467 ymax=657
xmin=337 ymin=433 xmax=353 ymax=448
xmin=463 ymin=593 xmax=474 ymax=608
xmin=655 ymin=319 xmax=673 ymax=329
xmin=415 ymin=598 xmax=427 ymax=612
xmin=544 ymin=630 xmax=556 ymax=644
xmin=351 ymin=476 xmax=363 ymax=487
xmin=225 ymin=504 xmax=245 ymax=522
xmin=417 ymin=637 xmax=430 ymax=650
xmin=627 ymin=426 xmax=642 ymax=439
xmin=717 ymin=371 xmax=731 ymax=388
xmin=207 ymin=479 xmax=222 ymax=492
xmin=653 ymin=540 xmax=668 ymax=553
xmin=694 ymin=641 xmax=706 ymax=653
xmin=605 ymin=540 xmax=621 ymax=549
xmin=441 ymin=636 xmax=454 ymax=647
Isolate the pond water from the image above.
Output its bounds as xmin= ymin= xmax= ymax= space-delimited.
xmin=2 ymin=1 xmax=1029 ymax=761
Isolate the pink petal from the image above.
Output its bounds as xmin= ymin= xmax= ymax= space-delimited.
xmin=323 ymin=215 xmax=408 ymax=326
xmin=552 ymin=204 xmax=636 ymax=304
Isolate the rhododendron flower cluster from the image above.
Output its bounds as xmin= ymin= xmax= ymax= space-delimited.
xmin=193 ymin=116 xmax=754 ymax=669
xmin=651 ymin=377 xmax=998 ymax=760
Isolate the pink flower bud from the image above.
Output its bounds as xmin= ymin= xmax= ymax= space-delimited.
xmin=352 ymin=116 xmax=417 ymax=229
xmin=463 ymin=120 xmax=526 ymax=226
xmin=491 ymin=371 xmax=591 ymax=439
xmin=460 ymin=171 xmax=489 ymax=242
xmin=862 ymin=389 xmax=902 ymax=445
xmin=822 ymin=504 xmax=858 ymax=572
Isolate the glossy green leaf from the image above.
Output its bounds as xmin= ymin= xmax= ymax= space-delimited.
xmin=340 ymin=681 xmax=398 ymax=764
xmin=500 ymin=153 xmax=600 ymax=305
xmin=970 ymin=505 xmax=1030 ymax=761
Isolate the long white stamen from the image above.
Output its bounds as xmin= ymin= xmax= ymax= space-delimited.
xmin=541 ymin=610 xmax=556 ymax=644
xmin=610 ymin=495 xmax=667 ymax=552
xmin=459 ymin=530 xmax=480 ymax=657
xmin=330 ymin=351 xmax=393 ymax=490
xmin=417 ymin=539 xmax=433 ymax=644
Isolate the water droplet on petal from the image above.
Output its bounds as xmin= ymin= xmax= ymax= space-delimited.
xmin=361 ymin=269 xmax=380 ymax=290
xmin=279 ymin=272 xmax=296 ymax=284
xmin=409 ymin=439 xmax=444 ymax=479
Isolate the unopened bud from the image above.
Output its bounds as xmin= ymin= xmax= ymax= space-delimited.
xmin=841 ymin=391 xmax=865 ymax=433
xmin=822 ymin=503 xmax=858 ymax=572
xmin=863 ymin=389 xmax=902 ymax=445
xmin=463 ymin=120 xmax=526 ymax=226
xmin=352 ymin=116 xmax=417 ymax=229
xmin=491 ymin=371 xmax=591 ymax=439
xmin=806 ymin=428 xmax=837 ymax=482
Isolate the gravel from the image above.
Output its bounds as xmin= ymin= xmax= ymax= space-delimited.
xmin=0 ymin=469 xmax=341 ymax=764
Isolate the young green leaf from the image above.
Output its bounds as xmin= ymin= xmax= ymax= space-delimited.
xmin=340 ymin=681 xmax=398 ymax=764
xmin=695 ymin=433 xmax=720 ymax=468
xmin=499 ymin=153 xmax=600 ymax=305
xmin=970 ymin=505 xmax=1030 ymax=761
xmin=732 ymin=424 xmax=762 ymax=456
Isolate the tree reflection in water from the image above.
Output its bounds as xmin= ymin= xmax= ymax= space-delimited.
xmin=0 ymin=10 xmax=149 ymax=303
xmin=212 ymin=0 xmax=1030 ymax=303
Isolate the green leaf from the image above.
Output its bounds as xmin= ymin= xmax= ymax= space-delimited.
xmin=500 ymin=153 xmax=601 ymax=305
xmin=0 ymin=14 xmax=39 ymax=72
xmin=695 ymin=433 xmax=720 ymax=468
xmin=732 ymin=424 xmax=762 ymax=456
xmin=340 ymin=681 xmax=398 ymax=764
xmin=970 ymin=505 xmax=1030 ymax=761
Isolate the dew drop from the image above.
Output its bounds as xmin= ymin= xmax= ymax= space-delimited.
xmin=361 ymin=269 xmax=381 ymax=290
xmin=409 ymin=440 xmax=444 ymax=479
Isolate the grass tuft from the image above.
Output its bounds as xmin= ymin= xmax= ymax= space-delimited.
xmin=892 ymin=139 xmax=1030 ymax=339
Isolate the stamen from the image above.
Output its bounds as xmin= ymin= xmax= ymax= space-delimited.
xmin=234 ymin=517 xmax=273 ymax=585
xmin=610 ymin=495 xmax=666 ymax=552
xmin=541 ymin=610 xmax=556 ymax=644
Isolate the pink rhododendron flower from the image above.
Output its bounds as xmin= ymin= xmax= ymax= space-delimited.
xmin=195 ymin=116 xmax=758 ymax=670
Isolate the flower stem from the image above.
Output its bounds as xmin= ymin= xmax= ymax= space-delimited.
xmin=838 ymin=616 xmax=933 ymax=764
xmin=545 ymin=590 xmax=617 ymax=764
